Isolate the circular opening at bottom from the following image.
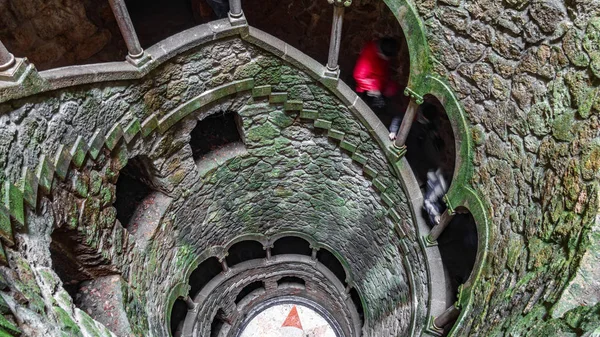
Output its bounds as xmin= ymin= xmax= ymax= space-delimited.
xmin=236 ymin=297 xmax=343 ymax=337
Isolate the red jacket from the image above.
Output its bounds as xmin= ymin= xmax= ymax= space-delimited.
xmin=353 ymin=41 xmax=396 ymax=95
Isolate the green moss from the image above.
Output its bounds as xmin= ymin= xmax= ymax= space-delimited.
xmin=53 ymin=306 xmax=83 ymax=337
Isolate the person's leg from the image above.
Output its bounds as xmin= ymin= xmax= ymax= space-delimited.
xmin=388 ymin=114 xmax=402 ymax=140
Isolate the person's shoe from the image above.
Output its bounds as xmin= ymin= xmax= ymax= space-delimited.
xmin=389 ymin=132 xmax=396 ymax=140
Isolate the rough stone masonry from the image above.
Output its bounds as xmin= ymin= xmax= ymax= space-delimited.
xmin=0 ymin=0 xmax=598 ymax=336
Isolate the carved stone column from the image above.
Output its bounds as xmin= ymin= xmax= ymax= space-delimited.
xmin=426 ymin=209 xmax=455 ymax=245
xmin=228 ymin=0 xmax=247 ymax=26
xmin=324 ymin=0 xmax=351 ymax=78
xmin=0 ymin=40 xmax=29 ymax=82
xmin=393 ymin=88 xmax=425 ymax=148
xmin=433 ymin=305 xmax=460 ymax=331
xmin=108 ymin=0 xmax=150 ymax=66
xmin=0 ymin=41 xmax=15 ymax=72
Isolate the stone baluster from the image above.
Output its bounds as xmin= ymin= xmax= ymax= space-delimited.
xmin=228 ymin=0 xmax=246 ymax=26
xmin=183 ymin=296 xmax=196 ymax=310
xmin=426 ymin=210 xmax=455 ymax=244
xmin=393 ymin=98 xmax=419 ymax=148
xmin=324 ymin=0 xmax=352 ymax=78
xmin=0 ymin=39 xmax=29 ymax=83
xmin=220 ymin=258 xmax=229 ymax=272
xmin=0 ymin=41 xmax=15 ymax=72
xmin=433 ymin=305 xmax=460 ymax=331
xmin=228 ymin=0 xmax=243 ymax=18
xmin=108 ymin=0 xmax=149 ymax=66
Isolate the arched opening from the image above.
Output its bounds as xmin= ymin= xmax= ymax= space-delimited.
xmin=277 ymin=276 xmax=306 ymax=288
xmin=114 ymin=156 xmax=163 ymax=234
xmin=405 ymin=96 xmax=456 ymax=188
xmin=272 ymin=236 xmax=312 ymax=256
xmin=225 ymin=240 xmax=267 ymax=267
xmin=210 ymin=309 xmax=231 ymax=337
xmin=170 ymin=297 xmax=189 ymax=337
xmin=189 ymin=257 xmax=223 ymax=298
xmin=235 ymin=281 xmax=265 ymax=304
xmin=349 ymin=288 xmax=365 ymax=327
xmin=190 ymin=111 xmax=246 ymax=169
xmin=316 ymin=249 xmax=347 ymax=285
xmin=437 ymin=209 xmax=478 ymax=302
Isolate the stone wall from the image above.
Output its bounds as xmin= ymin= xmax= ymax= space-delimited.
xmin=413 ymin=0 xmax=600 ymax=335
xmin=0 ymin=37 xmax=428 ymax=337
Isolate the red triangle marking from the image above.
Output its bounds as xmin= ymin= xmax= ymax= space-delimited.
xmin=281 ymin=305 xmax=303 ymax=330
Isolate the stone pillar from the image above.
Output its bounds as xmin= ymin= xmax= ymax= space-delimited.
xmin=324 ymin=0 xmax=352 ymax=78
xmin=393 ymin=99 xmax=419 ymax=148
xmin=0 ymin=40 xmax=29 ymax=82
xmin=0 ymin=41 xmax=15 ymax=72
xmin=433 ymin=305 xmax=460 ymax=330
xmin=228 ymin=0 xmax=247 ymax=26
xmin=311 ymin=248 xmax=318 ymax=260
xmin=220 ymin=259 xmax=229 ymax=272
xmin=427 ymin=210 xmax=455 ymax=244
xmin=184 ymin=296 xmax=196 ymax=310
xmin=265 ymin=247 xmax=272 ymax=260
xmin=108 ymin=0 xmax=149 ymax=66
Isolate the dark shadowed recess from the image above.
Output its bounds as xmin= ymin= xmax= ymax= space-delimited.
xmin=405 ymin=95 xmax=456 ymax=187
xmin=272 ymin=236 xmax=312 ymax=256
xmin=226 ymin=240 xmax=267 ymax=267
xmin=50 ymin=229 xmax=119 ymax=301
xmin=189 ymin=257 xmax=223 ymax=298
xmin=114 ymin=156 xmax=156 ymax=230
xmin=437 ymin=211 xmax=478 ymax=303
xmin=316 ymin=249 xmax=347 ymax=285
xmin=190 ymin=111 xmax=243 ymax=161
xmin=210 ymin=309 xmax=229 ymax=337
xmin=349 ymin=287 xmax=365 ymax=327
xmin=277 ymin=276 xmax=306 ymax=287
xmin=235 ymin=281 xmax=265 ymax=304
xmin=171 ymin=297 xmax=188 ymax=337
xmin=125 ymin=0 xmax=200 ymax=48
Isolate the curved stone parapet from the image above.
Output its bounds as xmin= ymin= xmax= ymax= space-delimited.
xmin=0 ymin=18 xmax=472 ymax=337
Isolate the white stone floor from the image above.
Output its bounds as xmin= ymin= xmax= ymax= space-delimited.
xmin=239 ymin=303 xmax=336 ymax=337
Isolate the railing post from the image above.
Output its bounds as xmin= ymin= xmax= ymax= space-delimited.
xmin=426 ymin=209 xmax=455 ymax=244
xmin=0 ymin=41 xmax=15 ymax=72
xmin=393 ymin=98 xmax=419 ymax=148
xmin=228 ymin=0 xmax=247 ymax=26
xmin=183 ymin=296 xmax=196 ymax=310
xmin=0 ymin=40 xmax=29 ymax=83
xmin=108 ymin=0 xmax=150 ymax=67
xmin=324 ymin=0 xmax=351 ymax=78
xmin=220 ymin=258 xmax=229 ymax=272
xmin=433 ymin=305 xmax=460 ymax=331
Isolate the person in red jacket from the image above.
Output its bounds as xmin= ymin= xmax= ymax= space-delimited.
xmin=353 ymin=37 xmax=399 ymax=112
